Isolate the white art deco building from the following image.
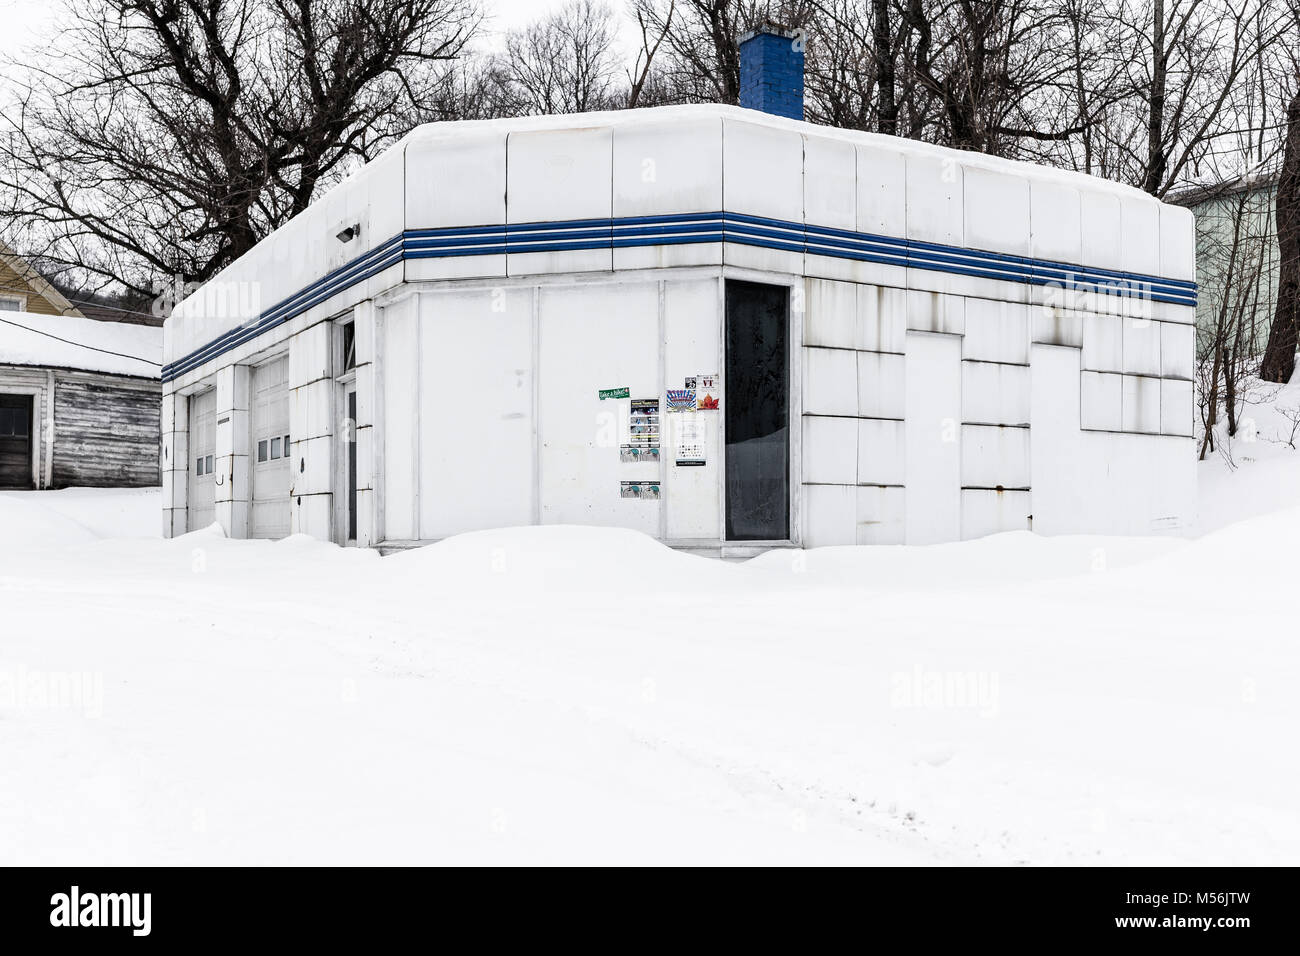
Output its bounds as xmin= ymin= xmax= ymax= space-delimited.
xmin=161 ymin=29 xmax=1197 ymax=553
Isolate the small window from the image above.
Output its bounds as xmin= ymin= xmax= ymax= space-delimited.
xmin=205 ymin=455 xmax=213 ymax=473
xmin=0 ymin=295 xmax=23 ymax=312
xmin=283 ymin=434 xmax=290 ymax=455
xmin=196 ymin=457 xmax=204 ymax=475
xmin=342 ymin=323 xmax=357 ymax=372
xmin=257 ymin=440 xmax=268 ymax=462
xmin=271 ymin=437 xmax=281 ymax=459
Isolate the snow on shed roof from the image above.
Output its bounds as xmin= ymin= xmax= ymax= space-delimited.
xmin=0 ymin=310 xmax=161 ymax=379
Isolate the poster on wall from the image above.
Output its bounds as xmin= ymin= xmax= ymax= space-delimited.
xmin=627 ymin=398 xmax=660 ymax=456
xmin=675 ymin=413 xmax=706 ymax=466
xmin=620 ymin=480 xmax=661 ymax=500
xmin=620 ymin=445 xmax=660 ymax=463
xmin=665 ymin=388 xmax=696 ymax=412
xmin=696 ymin=373 xmax=720 ymax=411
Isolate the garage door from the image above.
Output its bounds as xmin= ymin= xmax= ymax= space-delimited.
xmin=250 ymin=356 xmax=291 ymax=539
xmin=187 ymin=388 xmax=216 ymax=530
xmin=0 ymin=394 xmax=34 ymax=489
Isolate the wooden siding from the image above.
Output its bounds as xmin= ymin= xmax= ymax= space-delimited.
xmin=50 ymin=372 xmax=161 ymax=488
xmin=0 ymin=259 xmax=61 ymax=315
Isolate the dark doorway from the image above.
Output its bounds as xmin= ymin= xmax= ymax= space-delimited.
xmin=0 ymin=394 xmax=34 ymax=489
xmin=725 ymin=280 xmax=790 ymax=541
xmin=347 ymin=389 xmax=358 ymax=541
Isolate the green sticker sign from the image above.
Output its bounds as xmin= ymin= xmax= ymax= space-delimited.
xmin=598 ymin=386 xmax=630 ymax=400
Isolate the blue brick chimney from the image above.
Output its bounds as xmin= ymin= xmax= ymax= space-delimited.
xmin=738 ymin=23 xmax=805 ymax=121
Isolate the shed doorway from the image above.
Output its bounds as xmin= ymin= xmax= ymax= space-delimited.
xmin=0 ymin=394 xmax=34 ymax=489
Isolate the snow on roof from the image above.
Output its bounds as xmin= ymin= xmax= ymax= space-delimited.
xmin=392 ymin=103 xmax=1160 ymax=205
xmin=0 ymin=310 xmax=162 ymax=379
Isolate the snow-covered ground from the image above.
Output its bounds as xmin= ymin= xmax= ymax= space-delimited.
xmin=2 ymin=400 xmax=1298 ymax=865
xmin=1194 ymin=374 xmax=1300 ymax=534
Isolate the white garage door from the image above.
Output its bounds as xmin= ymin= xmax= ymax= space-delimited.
xmin=187 ymin=388 xmax=216 ymax=531
xmin=250 ymin=356 xmax=291 ymax=539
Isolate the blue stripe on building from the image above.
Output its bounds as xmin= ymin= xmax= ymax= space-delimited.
xmin=162 ymin=213 xmax=1198 ymax=382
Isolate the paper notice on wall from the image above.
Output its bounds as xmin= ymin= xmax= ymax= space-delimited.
xmin=620 ymin=480 xmax=661 ymax=500
xmin=626 ymin=398 xmax=659 ymax=459
xmin=696 ymin=373 xmax=720 ymax=411
xmin=674 ymin=412 xmax=706 ymax=466
xmin=620 ymin=445 xmax=660 ymax=463
xmin=665 ymin=388 xmax=696 ymax=412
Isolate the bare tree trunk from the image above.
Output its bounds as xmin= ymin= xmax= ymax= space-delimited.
xmin=1224 ymin=346 xmax=1238 ymax=435
xmin=1260 ymin=87 xmax=1300 ymax=383
xmin=628 ymin=2 xmax=675 ymax=108
xmin=1198 ymin=189 xmax=1247 ymax=459
xmin=1066 ymin=0 xmax=1093 ymax=174
xmin=1200 ymin=341 xmax=1221 ymax=460
xmin=1143 ymin=0 xmax=1168 ymax=194
xmin=871 ymin=0 xmax=898 ymax=135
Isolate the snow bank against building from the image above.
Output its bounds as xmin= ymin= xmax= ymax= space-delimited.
xmin=0 ymin=310 xmax=161 ymax=378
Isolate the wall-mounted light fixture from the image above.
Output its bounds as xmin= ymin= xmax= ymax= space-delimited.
xmin=335 ymin=224 xmax=360 ymax=243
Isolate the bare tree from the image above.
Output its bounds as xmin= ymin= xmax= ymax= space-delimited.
xmin=1259 ymin=83 xmax=1300 ymax=382
xmin=894 ymin=1 xmax=1082 ymax=154
xmin=802 ymin=0 xmax=904 ymax=132
xmin=1097 ymin=0 xmax=1288 ymax=198
xmin=483 ymin=1 xmax=623 ymax=116
xmin=796 ymin=1 xmax=1130 ymax=158
xmin=5 ymin=0 xmax=1295 ymax=307
xmin=1055 ymin=0 xmax=1137 ymax=176
xmin=630 ymin=0 xmax=805 ymax=105
xmin=627 ymin=0 xmax=678 ymax=108
xmin=0 ymin=0 xmax=479 ymax=298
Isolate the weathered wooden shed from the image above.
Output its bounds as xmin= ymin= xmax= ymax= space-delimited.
xmin=0 ymin=311 xmax=162 ymax=489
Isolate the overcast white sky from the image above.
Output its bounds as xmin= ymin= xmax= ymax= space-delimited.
xmin=0 ymin=0 xmax=639 ymax=62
